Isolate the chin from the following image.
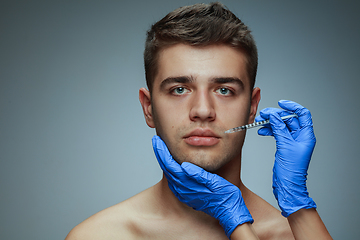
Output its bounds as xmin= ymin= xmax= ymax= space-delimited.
xmin=166 ymin=139 xmax=242 ymax=173
xmin=201 ymin=161 xmax=230 ymax=173
xmin=174 ymin=152 xmax=232 ymax=173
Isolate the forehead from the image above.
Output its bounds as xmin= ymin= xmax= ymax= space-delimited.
xmin=154 ymin=44 xmax=250 ymax=87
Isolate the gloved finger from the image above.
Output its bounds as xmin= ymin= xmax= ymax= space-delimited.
xmin=181 ymin=162 xmax=230 ymax=193
xmin=162 ymin=167 xmax=186 ymax=188
xmin=282 ymin=115 xmax=300 ymax=133
xmin=259 ymin=107 xmax=295 ymax=123
xmin=257 ymin=126 xmax=273 ymax=136
xmin=152 ymin=136 xmax=183 ymax=182
xmin=255 ymin=114 xmax=272 ymax=136
xmin=255 ymin=115 xmax=266 ymax=122
xmin=258 ymin=107 xmax=284 ymax=135
xmin=259 ymin=107 xmax=283 ymax=119
xmin=152 ymin=135 xmax=183 ymax=180
xmin=278 ymin=100 xmax=313 ymax=129
xmin=260 ymin=106 xmax=300 ymax=133
xmin=256 ymin=107 xmax=282 ymax=136
xmin=181 ymin=162 xmax=212 ymax=187
xmin=268 ymin=113 xmax=294 ymax=143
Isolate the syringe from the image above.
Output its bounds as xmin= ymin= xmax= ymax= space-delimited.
xmin=225 ymin=114 xmax=298 ymax=133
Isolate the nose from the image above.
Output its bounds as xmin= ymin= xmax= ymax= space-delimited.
xmin=189 ymin=91 xmax=216 ymax=122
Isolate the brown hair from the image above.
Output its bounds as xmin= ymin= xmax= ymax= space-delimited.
xmin=144 ymin=2 xmax=258 ymax=92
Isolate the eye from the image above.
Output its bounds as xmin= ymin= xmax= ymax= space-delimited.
xmin=172 ymin=87 xmax=189 ymax=95
xmin=216 ymin=87 xmax=233 ymax=96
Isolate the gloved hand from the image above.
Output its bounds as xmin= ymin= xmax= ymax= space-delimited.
xmin=256 ymin=100 xmax=317 ymax=217
xmin=152 ymin=135 xmax=253 ymax=238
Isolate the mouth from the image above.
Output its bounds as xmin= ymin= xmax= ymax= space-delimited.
xmin=183 ymin=128 xmax=221 ymax=146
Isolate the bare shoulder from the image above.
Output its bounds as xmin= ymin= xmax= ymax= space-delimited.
xmin=254 ymin=213 xmax=294 ymax=240
xmin=65 ymin=199 xmax=135 ymax=240
xmin=65 ymin=187 xmax=156 ymax=240
xmin=241 ymin=186 xmax=294 ymax=240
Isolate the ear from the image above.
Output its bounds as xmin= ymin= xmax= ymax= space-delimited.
xmin=248 ymin=87 xmax=261 ymax=124
xmin=139 ymin=87 xmax=155 ymax=128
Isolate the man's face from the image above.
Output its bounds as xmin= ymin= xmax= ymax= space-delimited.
xmin=140 ymin=44 xmax=260 ymax=172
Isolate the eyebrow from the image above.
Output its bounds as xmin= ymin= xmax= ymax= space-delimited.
xmin=210 ymin=77 xmax=244 ymax=89
xmin=160 ymin=76 xmax=194 ymax=90
xmin=159 ymin=76 xmax=244 ymax=90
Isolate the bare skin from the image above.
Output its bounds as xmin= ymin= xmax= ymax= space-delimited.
xmin=66 ymin=177 xmax=293 ymax=240
xmin=66 ymin=44 xmax=293 ymax=239
xmin=66 ymin=44 xmax=330 ymax=239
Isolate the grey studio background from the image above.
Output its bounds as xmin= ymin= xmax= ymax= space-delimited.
xmin=1 ymin=0 xmax=359 ymax=239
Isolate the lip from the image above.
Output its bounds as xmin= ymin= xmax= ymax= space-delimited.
xmin=183 ymin=128 xmax=220 ymax=146
xmin=184 ymin=128 xmax=220 ymax=138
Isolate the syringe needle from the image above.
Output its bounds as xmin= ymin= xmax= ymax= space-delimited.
xmin=225 ymin=114 xmax=298 ymax=134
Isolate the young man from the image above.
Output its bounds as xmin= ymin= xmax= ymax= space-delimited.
xmin=66 ymin=2 xmax=331 ymax=239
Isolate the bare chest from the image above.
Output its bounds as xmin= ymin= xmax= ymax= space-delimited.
xmin=131 ymin=216 xmax=228 ymax=240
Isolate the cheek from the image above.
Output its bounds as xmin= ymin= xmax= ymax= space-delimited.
xmin=155 ymin=99 xmax=188 ymax=123
xmin=219 ymin=104 xmax=250 ymax=126
xmin=236 ymin=100 xmax=251 ymax=123
xmin=152 ymin=102 xmax=183 ymax=138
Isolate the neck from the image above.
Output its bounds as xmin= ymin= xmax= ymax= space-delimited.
xmin=155 ymin=153 xmax=244 ymax=226
xmin=213 ymin=153 xmax=242 ymax=188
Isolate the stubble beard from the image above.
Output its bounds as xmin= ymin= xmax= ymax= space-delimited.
xmin=156 ymin=122 xmax=246 ymax=173
xmin=151 ymin=101 xmax=248 ymax=173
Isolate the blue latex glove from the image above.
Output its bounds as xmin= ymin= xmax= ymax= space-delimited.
xmin=256 ymin=100 xmax=317 ymax=217
xmin=152 ymin=135 xmax=253 ymax=238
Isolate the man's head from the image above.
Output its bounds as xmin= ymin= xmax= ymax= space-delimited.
xmin=140 ymin=2 xmax=261 ymax=174
xmin=144 ymin=2 xmax=258 ymax=93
